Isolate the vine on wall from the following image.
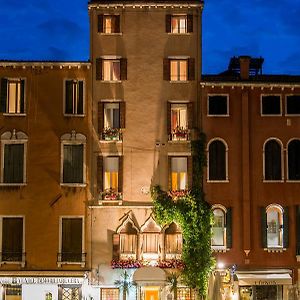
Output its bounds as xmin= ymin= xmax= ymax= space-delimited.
xmin=151 ymin=133 xmax=215 ymax=298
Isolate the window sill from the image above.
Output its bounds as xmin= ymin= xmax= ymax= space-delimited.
xmin=260 ymin=114 xmax=282 ymax=117
xmin=60 ymin=183 xmax=86 ymax=187
xmin=0 ymin=183 xmax=27 ymax=187
xmin=169 ymin=80 xmax=189 ymax=83
xmin=168 ymin=140 xmax=190 ymax=143
xmin=101 ymin=80 xmax=122 ymax=83
xmin=212 ymin=246 xmax=227 ymax=253
xmin=57 ymin=261 xmax=86 ymax=268
xmin=100 ymin=33 xmax=122 ymax=35
xmin=286 ymin=180 xmax=300 ymax=183
xmin=98 ymin=200 xmax=123 ymax=206
xmin=64 ymin=114 xmax=85 ymax=117
xmin=0 ymin=260 xmax=26 ymax=268
xmin=3 ymin=113 xmax=26 ymax=117
xmin=263 ymin=180 xmax=284 ymax=183
xmin=207 ymin=114 xmax=229 ymax=117
xmin=100 ymin=139 xmax=123 ymax=143
xmin=207 ymin=180 xmax=229 ymax=183
xmin=285 ymin=114 xmax=300 ymax=117
xmin=167 ymin=32 xmax=191 ymax=35
xmin=264 ymin=247 xmax=286 ymax=253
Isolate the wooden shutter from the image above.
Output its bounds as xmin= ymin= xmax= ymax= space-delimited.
xmin=163 ymin=59 xmax=170 ymax=81
xmin=77 ymin=81 xmax=84 ymax=114
xmin=98 ymin=102 xmax=104 ymax=138
xmin=120 ymin=101 xmax=126 ymax=129
xmin=4 ymin=144 xmax=24 ymax=184
xmin=20 ymin=79 xmax=25 ymax=113
xmin=120 ymin=58 xmax=127 ymax=80
xmin=65 ymin=80 xmax=73 ymax=114
xmin=112 ymin=233 xmax=120 ymax=260
xmin=296 ymin=206 xmax=300 ymax=255
xmin=187 ymin=102 xmax=193 ymax=130
xmin=97 ymin=156 xmax=103 ymax=194
xmin=73 ymin=144 xmax=84 ymax=183
xmin=261 ymin=207 xmax=267 ymax=248
xmin=98 ymin=14 xmax=103 ymax=33
xmin=115 ymin=15 xmax=120 ymax=33
xmin=63 ymin=145 xmax=72 ymax=183
xmin=187 ymin=156 xmax=192 ymax=189
xmin=167 ymin=102 xmax=171 ymax=138
xmin=188 ymin=58 xmax=195 ymax=81
xmin=226 ymin=208 xmax=232 ymax=249
xmin=165 ymin=14 xmax=171 ymax=32
xmin=168 ymin=156 xmax=172 ymax=190
xmin=0 ymin=78 xmax=7 ymax=113
xmin=118 ymin=156 xmax=123 ymax=193
xmin=283 ymin=206 xmax=289 ymax=248
xmin=187 ymin=14 xmax=193 ymax=33
xmin=96 ymin=58 xmax=103 ymax=80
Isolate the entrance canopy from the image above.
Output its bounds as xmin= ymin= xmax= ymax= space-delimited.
xmin=133 ymin=267 xmax=166 ymax=284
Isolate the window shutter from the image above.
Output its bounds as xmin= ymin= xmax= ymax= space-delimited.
xmin=4 ymin=144 xmax=24 ymax=183
xmin=20 ymin=79 xmax=25 ymax=113
xmin=165 ymin=14 xmax=171 ymax=33
xmin=296 ymin=206 xmax=300 ymax=255
xmin=188 ymin=58 xmax=195 ymax=81
xmin=283 ymin=206 xmax=289 ymax=248
xmin=115 ymin=15 xmax=120 ymax=33
xmin=120 ymin=101 xmax=126 ymax=129
xmin=187 ymin=14 xmax=193 ymax=33
xmin=187 ymin=156 xmax=192 ymax=189
xmin=226 ymin=207 xmax=232 ymax=249
xmin=96 ymin=58 xmax=103 ymax=81
xmin=72 ymin=144 xmax=84 ymax=183
xmin=97 ymin=156 xmax=103 ymax=194
xmin=261 ymin=207 xmax=267 ymax=248
xmin=187 ymin=102 xmax=193 ymax=129
xmin=77 ymin=81 xmax=84 ymax=114
xmin=65 ymin=80 xmax=73 ymax=114
xmin=168 ymin=156 xmax=172 ymax=190
xmin=120 ymin=58 xmax=127 ymax=80
xmin=167 ymin=102 xmax=171 ymax=138
xmin=98 ymin=14 xmax=104 ymax=33
xmin=63 ymin=145 xmax=72 ymax=183
xmin=0 ymin=78 xmax=7 ymax=113
xmin=112 ymin=233 xmax=120 ymax=260
xmin=98 ymin=102 xmax=104 ymax=138
xmin=118 ymin=156 xmax=123 ymax=193
xmin=163 ymin=59 xmax=170 ymax=81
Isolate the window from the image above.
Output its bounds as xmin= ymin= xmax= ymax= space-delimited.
xmin=286 ymin=95 xmax=300 ymax=115
xmin=64 ymin=80 xmax=84 ymax=115
xmin=96 ymin=58 xmax=127 ymax=81
xmin=60 ymin=286 xmax=81 ymax=300
xmin=98 ymin=15 xmax=120 ymax=34
xmin=287 ymin=139 xmax=300 ymax=180
xmin=212 ymin=208 xmax=225 ymax=247
xmin=170 ymin=60 xmax=187 ymax=81
xmin=261 ymin=95 xmax=281 ymax=115
xmin=170 ymin=104 xmax=188 ymax=140
xmin=208 ymin=95 xmax=229 ymax=116
xmin=166 ymin=14 xmax=193 ymax=33
xmin=177 ymin=288 xmax=195 ymax=300
xmin=104 ymin=157 xmax=119 ymax=191
xmin=164 ymin=223 xmax=182 ymax=259
xmin=59 ymin=217 xmax=85 ymax=266
xmin=171 ymin=157 xmax=187 ymax=191
xmin=103 ymin=103 xmax=120 ymax=140
xmin=1 ymin=217 xmax=24 ymax=264
xmin=163 ymin=58 xmax=195 ymax=81
xmin=61 ymin=131 xmax=86 ymax=185
xmin=119 ymin=221 xmax=138 ymax=259
xmin=208 ymin=139 xmax=227 ymax=181
xmin=1 ymin=130 xmax=27 ymax=185
xmin=101 ymin=288 xmax=119 ymax=300
xmin=263 ymin=139 xmax=282 ymax=181
xmin=0 ymin=78 xmax=25 ymax=114
xmin=3 ymin=285 xmax=22 ymax=300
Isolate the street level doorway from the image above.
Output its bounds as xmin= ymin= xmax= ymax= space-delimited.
xmin=143 ymin=286 xmax=160 ymax=300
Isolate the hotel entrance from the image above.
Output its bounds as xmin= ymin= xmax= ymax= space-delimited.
xmin=142 ymin=286 xmax=160 ymax=300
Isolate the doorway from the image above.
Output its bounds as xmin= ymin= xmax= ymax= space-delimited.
xmin=143 ymin=286 xmax=160 ymax=300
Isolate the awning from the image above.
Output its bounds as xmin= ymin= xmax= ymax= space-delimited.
xmin=236 ymin=271 xmax=292 ymax=286
xmin=133 ymin=267 xmax=166 ymax=283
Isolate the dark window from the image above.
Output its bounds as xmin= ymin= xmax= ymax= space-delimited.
xmin=286 ymin=95 xmax=300 ymax=115
xmin=261 ymin=95 xmax=281 ymax=115
xmin=208 ymin=95 xmax=228 ymax=115
xmin=61 ymin=218 xmax=82 ymax=262
xmin=264 ymin=140 xmax=282 ymax=180
xmin=65 ymin=80 xmax=84 ymax=115
xmin=2 ymin=218 xmax=23 ymax=262
xmin=63 ymin=144 xmax=84 ymax=184
xmin=3 ymin=144 xmax=24 ymax=184
xmin=288 ymin=140 xmax=300 ymax=180
xmin=208 ymin=140 xmax=226 ymax=180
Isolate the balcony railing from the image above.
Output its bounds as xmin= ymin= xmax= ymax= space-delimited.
xmin=99 ymin=188 xmax=123 ymax=204
xmin=57 ymin=252 xmax=86 ymax=267
xmin=169 ymin=127 xmax=189 ymax=141
xmin=0 ymin=252 xmax=26 ymax=267
xmin=101 ymin=127 xmax=122 ymax=141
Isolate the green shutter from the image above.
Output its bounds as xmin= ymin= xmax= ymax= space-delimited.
xmin=261 ymin=207 xmax=267 ymax=248
xmin=3 ymin=144 xmax=24 ymax=183
xmin=20 ymin=79 xmax=25 ymax=113
xmin=77 ymin=81 xmax=84 ymax=114
xmin=226 ymin=207 xmax=232 ymax=249
xmin=118 ymin=156 xmax=123 ymax=193
xmin=97 ymin=156 xmax=103 ymax=194
xmin=283 ymin=206 xmax=289 ymax=248
xmin=65 ymin=80 xmax=73 ymax=114
xmin=0 ymin=78 xmax=7 ymax=113
xmin=63 ymin=145 xmax=72 ymax=183
xmin=296 ymin=206 xmax=300 ymax=255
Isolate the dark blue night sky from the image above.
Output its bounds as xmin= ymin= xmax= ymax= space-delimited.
xmin=0 ymin=0 xmax=300 ymax=74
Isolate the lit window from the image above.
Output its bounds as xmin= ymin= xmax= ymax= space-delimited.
xmin=208 ymin=139 xmax=227 ymax=181
xmin=264 ymin=139 xmax=282 ymax=181
xmin=103 ymin=103 xmax=120 ymax=140
xmin=65 ymin=80 xmax=84 ymax=115
xmin=287 ymin=139 xmax=300 ymax=180
xmin=208 ymin=95 xmax=228 ymax=116
xmin=171 ymin=15 xmax=187 ymax=33
xmin=266 ymin=206 xmax=283 ymax=248
xmin=171 ymin=104 xmax=188 ymax=140
xmin=3 ymin=285 xmax=22 ymax=300
xmin=60 ymin=286 xmax=81 ymax=300
xmin=164 ymin=223 xmax=182 ymax=259
xmin=103 ymin=60 xmax=120 ymax=81
xmin=212 ymin=209 xmax=225 ymax=247
xmin=104 ymin=157 xmax=119 ymax=191
xmin=286 ymin=95 xmax=300 ymax=115
xmin=170 ymin=60 xmax=187 ymax=81
xmin=171 ymin=157 xmax=187 ymax=191
xmin=103 ymin=15 xmax=120 ymax=33
xmin=101 ymin=288 xmax=119 ymax=300
xmin=261 ymin=95 xmax=281 ymax=115
xmin=177 ymin=288 xmax=195 ymax=300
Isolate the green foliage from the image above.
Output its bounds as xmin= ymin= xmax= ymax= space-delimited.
xmin=151 ymin=135 xmax=215 ymax=298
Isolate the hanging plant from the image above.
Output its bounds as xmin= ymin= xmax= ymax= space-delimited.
xmin=152 ymin=133 xmax=215 ymax=298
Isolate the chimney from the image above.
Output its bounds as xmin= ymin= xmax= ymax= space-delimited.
xmin=239 ymin=56 xmax=251 ymax=80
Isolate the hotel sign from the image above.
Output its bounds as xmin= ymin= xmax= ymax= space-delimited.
xmin=0 ymin=277 xmax=84 ymax=285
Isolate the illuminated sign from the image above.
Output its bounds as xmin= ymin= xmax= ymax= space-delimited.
xmin=0 ymin=277 xmax=84 ymax=285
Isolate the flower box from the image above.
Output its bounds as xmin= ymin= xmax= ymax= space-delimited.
xmin=102 ymin=127 xmax=121 ymax=141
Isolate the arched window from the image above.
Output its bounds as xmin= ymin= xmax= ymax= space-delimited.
xmin=119 ymin=222 xmax=138 ymax=260
xmin=164 ymin=222 xmax=182 ymax=259
xmin=266 ymin=205 xmax=283 ymax=248
xmin=212 ymin=208 xmax=225 ymax=247
xmin=208 ymin=139 xmax=227 ymax=181
xmin=287 ymin=139 xmax=300 ymax=180
xmin=264 ymin=139 xmax=282 ymax=181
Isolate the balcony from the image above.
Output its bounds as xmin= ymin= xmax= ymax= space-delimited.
xmin=99 ymin=188 xmax=123 ymax=205
xmin=101 ymin=127 xmax=122 ymax=141
xmin=169 ymin=126 xmax=189 ymax=141
xmin=0 ymin=251 xmax=26 ymax=267
xmin=57 ymin=252 xmax=86 ymax=267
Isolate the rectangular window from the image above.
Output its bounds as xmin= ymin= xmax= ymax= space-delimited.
xmin=143 ymin=233 xmax=159 ymax=253
xmin=103 ymin=15 xmax=120 ymax=33
xmin=104 ymin=157 xmax=119 ymax=191
xmin=61 ymin=218 xmax=83 ymax=262
xmin=165 ymin=234 xmax=182 ymax=254
xmin=101 ymin=288 xmax=119 ymax=300
xmin=261 ymin=95 xmax=281 ymax=115
xmin=212 ymin=215 xmax=225 ymax=246
xmin=120 ymin=234 xmax=137 ymax=255
xmin=286 ymin=95 xmax=300 ymax=115
xmin=208 ymin=95 xmax=228 ymax=116
xmin=2 ymin=218 xmax=23 ymax=263
xmin=3 ymin=285 xmax=22 ymax=300
xmin=171 ymin=15 xmax=187 ymax=33
xmin=170 ymin=60 xmax=187 ymax=81
xmin=103 ymin=103 xmax=121 ymax=141
xmin=62 ymin=144 xmax=84 ymax=184
xmin=60 ymin=286 xmax=81 ymax=300
xmin=171 ymin=104 xmax=188 ymax=140
xmin=171 ymin=157 xmax=187 ymax=190
xmin=103 ymin=60 xmax=120 ymax=81
xmin=65 ymin=80 xmax=84 ymax=115
xmin=177 ymin=288 xmax=195 ymax=300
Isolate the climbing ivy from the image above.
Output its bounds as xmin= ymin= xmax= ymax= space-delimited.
xmin=151 ymin=133 xmax=215 ymax=298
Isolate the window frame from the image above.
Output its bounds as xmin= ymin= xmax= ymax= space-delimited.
xmin=63 ymin=79 xmax=85 ymax=117
xmin=266 ymin=204 xmax=284 ymax=249
xmin=260 ymin=94 xmax=282 ymax=116
xmin=58 ymin=216 xmax=85 ymax=267
xmin=102 ymin=15 xmax=121 ymax=34
xmin=0 ymin=215 xmax=25 ymax=267
xmin=285 ymin=94 xmax=300 ymax=116
xmin=103 ymin=156 xmax=119 ymax=192
xmin=102 ymin=58 xmax=121 ymax=82
xmin=211 ymin=205 xmax=227 ymax=251
xmin=60 ymin=132 xmax=86 ymax=187
xmin=170 ymin=156 xmax=188 ymax=191
xmin=169 ymin=58 xmax=188 ymax=82
xmin=207 ymin=94 xmax=229 ymax=117
xmin=170 ymin=14 xmax=188 ymax=34
xmin=0 ymin=130 xmax=28 ymax=186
